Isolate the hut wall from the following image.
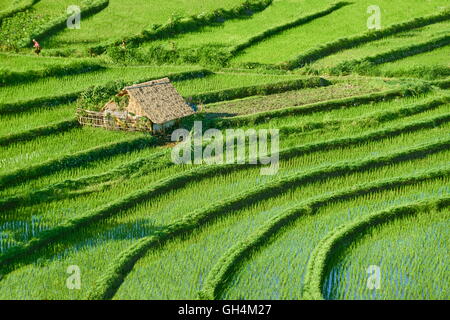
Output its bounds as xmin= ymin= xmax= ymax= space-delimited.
xmin=153 ymin=120 xmax=175 ymax=133
xmin=127 ymin=95 xmax=147 ymax=117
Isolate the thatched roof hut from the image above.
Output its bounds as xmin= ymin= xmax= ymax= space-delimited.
xmin=99 ymin=77 xmax=195 ymax=133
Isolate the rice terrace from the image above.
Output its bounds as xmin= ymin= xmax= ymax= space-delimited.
xmin=0 ymin=0 xmax=449 ymax=302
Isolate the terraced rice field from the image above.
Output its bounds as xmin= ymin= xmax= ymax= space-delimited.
xmin=0 ymin=0 xmax=448 ymax=301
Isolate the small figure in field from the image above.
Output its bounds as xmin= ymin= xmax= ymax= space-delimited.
xmin=32 ymin=39 xmax=41 ymax=55
xmin=121 ymin=39 xmax=126 ymax=48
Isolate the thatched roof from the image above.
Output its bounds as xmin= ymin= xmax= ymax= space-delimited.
xmin=124 ymin=78 xmax=194 ymax=124
xmin=101 ymin=101 xmax=119 ymax=113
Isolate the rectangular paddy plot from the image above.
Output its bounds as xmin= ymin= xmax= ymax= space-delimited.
xmin=204 ymin=77 xmax=390 ymax=116
xmin=230 ymin=0 xmax=450 ymax=65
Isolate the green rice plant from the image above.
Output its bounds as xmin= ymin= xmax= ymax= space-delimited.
xmin=0 ymin=0 xmax=39 ymax=23
xmin=0 ymin=103 xmax=76 ymax=136
xmin=0 ymin=52 xmax=102 ymax=72
xmin=0 ymin=53 xmax=105 ymax=85
xmin=96 ymin=0 xmax=274 ymax=58
xmin=123 ymin=165 xmax=450 ymax=300
xmin=230 ymin=2 xmax=350 ymax=56
xmin=0 ymin=118 xmax=78 ymax=146
xmin=219 ymin=178 xmax=449 ymax=299
xmin=0 ymin=133 xmax=155 ymax=188
xmin=2 ymin=119 xmax=447 ymax=267
xmin=17 ymin=0 xmax=109 ymax=48
xmin=204 ymin=78 xmax=392 ymax=116
xmin=0 ymin=67 xmax=207 ymax=114
xmin=302 ymin=196 xmax=449 ymax=300
xmin=134 ymin=1 xmax=346 ymax=66
xmin=230 ymin=2 xmax=449 ymax=67
xmin=321 ymin=201 xmax=449 ymax=300
xmin=276 ymin=95 xmax=450 ymax=134
xmin=44 ymin=0 xmax=252 ymax=51
xmin=91 ymin=138 xmax=449 ymax=299
xmin=0 ymin=134 xmax=446 ymax=299
xmin=281 ymin=7 xmax=450 ymax=69
xmin=242 ymin=92 xmax=446 ymax=130
xmin=216 ymin=85 xmax=432 ymax=128
xmin=327 ymin=34 xmax=450 ymax=76
xmin=2 ymin=104 xmax=448 ymax=214
xmin=2 ymin=98 xmax=445 ymax=222
xmin=372 ymin=46 xmax=450 ymax=80
xmin=0 ymin=148 xmax=172 ymax=211
xmin=430 ymin=78 xmax=450 ymax=89
xmin=306 ymin=21 xmax=450 ymax=72
xmin=187 ymin=77 xmax=330 ymax=104
xmin=2 ymin=90 xmax=445 ymax=201
xmin=0 ymin=0 xmax=96 ymax=50
xmin=173 ymin=72 xmax=316 ymax=97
